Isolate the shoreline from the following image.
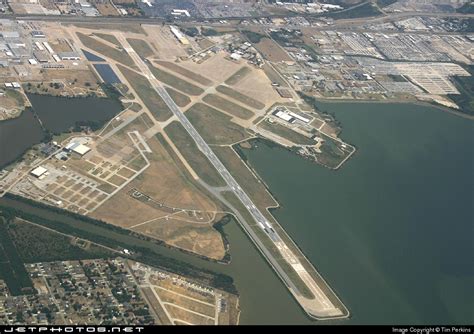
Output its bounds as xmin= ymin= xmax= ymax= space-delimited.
xmin=232 ymin=139 xmax=350 ymax=321
xmin=313 ymin=96 xmax=474 ymax=120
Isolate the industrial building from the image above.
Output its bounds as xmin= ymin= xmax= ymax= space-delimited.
xmin=65 ymin=142 xmax=91 ymax=156
xmin=30 ymin=166 xmax=48 ymax=179
xmin=170 ymin=26 xmax=189 ymax=45
xmin=273 ymin=109 xmax=295 ymax=123
xmin=58 ymin=52 xmax=80 ymax=60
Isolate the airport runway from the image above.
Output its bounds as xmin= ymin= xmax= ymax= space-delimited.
xmin=118 ymin=34 xmax=347 ymax=319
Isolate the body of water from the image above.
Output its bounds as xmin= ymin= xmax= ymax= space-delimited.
xmin=93 ymin=64 xmax=121 ymax=84
xmin=241 ymin=101 xmax=474 ymax=324
xmin=82 ymin=49 xmax=105 ymax=62
xmin=0 ymin=109 xmax=44 ymax=168
xmin=1 ymin=99 xmax=472 ymax=324
xmin=27 ymin=94 xmax=122 ymax=134
xmin=0 ymin=94 xmax=122 ymax=169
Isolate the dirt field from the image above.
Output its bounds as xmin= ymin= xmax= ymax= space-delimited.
xmin=92 ymin=135 xmax=226 ymax=260
xmin=25 ymin=68 xmax=101 ymax=97
xmin=134 ymin=218 xmax=225 ymax=260
xmin=142 ymin=25 xmax=188 ymax=60
xmin=224 ymin=66 xmax=251 ymax=86
xmin=232 ymin=67 xmax=284 ymax=106
xmin=179 ymin=53 xmax=242 ymax=83
xmin=255 ymin=37 xmax=292 ymax=62
xmin=50 ymin=39 xmax=72 ymax=53
xmin=91 ymin=0 xmax=119 ymax=16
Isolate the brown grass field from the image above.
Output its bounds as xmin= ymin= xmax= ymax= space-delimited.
xmin=149 ymin=66 xmax=204 ymax=96
xmin=185 ymin=103 xmax=250 ymax=145
xmin=178 ymin=53 xmax=242 ymax=83
xmin=77 ymin=32 xmax=135 ymax=68
xmin=224 ymin=66 xmax=251 ymax=86
xmin=92 ymin=135 xmax=226 ymax=260
xmin=213 ymin=146 xmax=277 ymax=211
xmin=127 ymin=38 xmax=155 ymax=58
xmin=165 ymin=87 xmax=191 ymax=107
xmin=255 ymin=37 xmax=292 ymax=62
xmin=93 ymin=33 xmax=120 ymax=46
xmin=202 ymin=94 xmax=254 ymax=120
xmin=164 ymin=121 xmax=225 ymax=187
xmin=215 ymin=85 xmax=265 ymax=110
xmin=117 ymin=64 xmax=173 ymax=122
xmin=155 ymin=61 xmax=213 ymax=86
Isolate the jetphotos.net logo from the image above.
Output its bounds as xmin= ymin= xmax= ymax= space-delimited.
xmin=0 ymin=327 xmax=146 ymax=334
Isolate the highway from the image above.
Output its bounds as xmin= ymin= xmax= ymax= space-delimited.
xmin=7 ymin=10 xmax=474 ymax=26
xmin=116 ymin=34 xmax=348 ymax=319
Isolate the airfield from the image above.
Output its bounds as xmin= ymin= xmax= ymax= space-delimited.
xmin=2 ymin=21 xmax=354 ymax=320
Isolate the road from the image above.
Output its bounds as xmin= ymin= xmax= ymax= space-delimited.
xmin=116 ymin=34 xmax=348 ymax=319
xmin=7 ymin=10 xmax=474 ymax=26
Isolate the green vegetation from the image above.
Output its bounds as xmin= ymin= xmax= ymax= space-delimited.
xmin=149 ymin=66 xmax=204 ymax=96
xmin=117 ymin=64 xmax=173 ymax=122
xmin=242 ymin=30 xmax=266 ymax=44
xmin=216 ymin=85 xmax=265 ymax=110
xmin=0 ymin=194 xmax=237 ymax=294
xmin=186 ymin=103 xmax=249 ymax=145
xmin=315 ymin=133 xmax=351 ymax=169
xmin=127 ymin=38 xmax=155 ymax=58
xmin=325 ymin=2 xmax=383 ymax=19
xmin=259 ymin=121 xmax=316 ymax=146
xmin=0 ymin=217 xmax=34 ymax=295
xmin=449 ymin=68 xmax=474 ymax=115
xmin=8 ymin=219 xmax=114 ymax=263
xmin=164 ymin=121 xmax=226 ymax=187
xmin=155 ymin=61 xmax=212 ymax=86
xmin=165 ymin=87 xmax=191 ymax=107
xmin=77 ymin=32 xmax=135 ymax=68
xmin=203 ymin=94 xmax=254 ymax=120
xmin=93 ymin=33 xmax=120 ymax=46
xmin=225 ymin=67 xmax=251 ymax=86
xmin=182 ymin=27 xmax=199 ymax=37
xmin=201 ymin=28 xmax=219 ymax=37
